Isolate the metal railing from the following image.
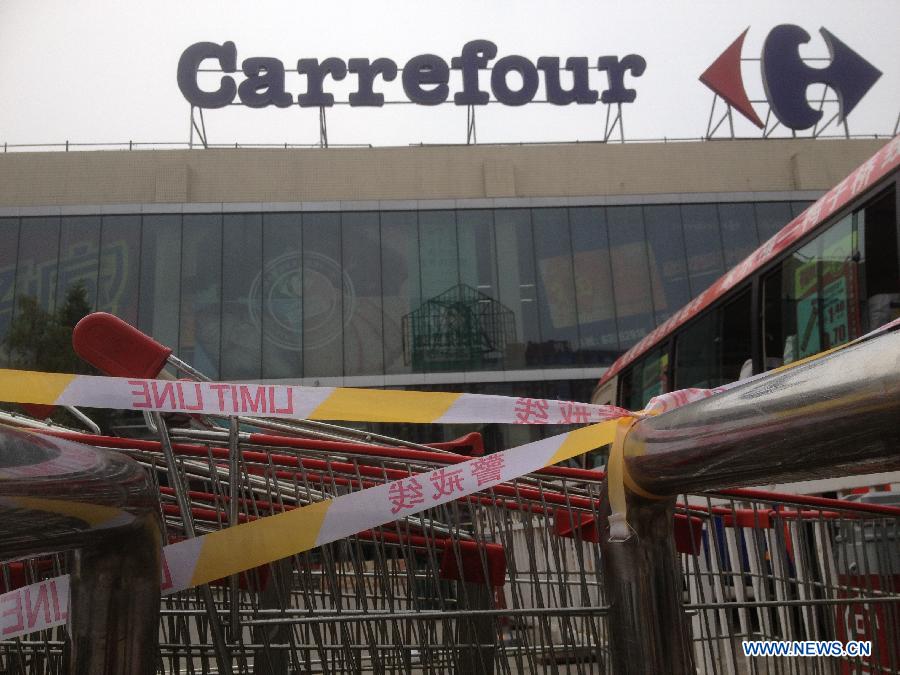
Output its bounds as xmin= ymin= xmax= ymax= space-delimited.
xmin=0 ymin=132 xmax=893 ymax=154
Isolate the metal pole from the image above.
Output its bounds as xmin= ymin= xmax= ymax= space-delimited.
xmin=156 ymin=414 xmax=235 ymax=675
xmin=600 ymin=327 xmax=900 ymax=675
xmin=624 ymin=329 xmax=900 ymax=496
xmin=598 ymin=495 xmax=693 ymax=674
xmin=69 ymin=517 xmax=161 ymax=675
xmin=228 ymin=416 xmax=241 ymax=642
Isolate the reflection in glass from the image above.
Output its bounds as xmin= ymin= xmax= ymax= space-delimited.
xmin=0 ymin=200 xmax=823 ymax=383
xmin=418 ymin=211 xmax=458 ymax=301
xmin=381 ymin=212 xmax=420 ymax=375
xmin=532 ymin=208 xmax=578 ymax=366
xmin=303 ymin=213 xmax=343 ymax=378
xmin=621 ymin=346 xmax=668 ymax=410
xmin=262 ymin=214 xmax=302 ymax=379
xmin=342 ymin=212 xmax=383 ymax=377
xmin=717 ymin=203 xmax=759 ymax=269
xmin=569 ymin=207 xmax=619 ymax=362
xmin=406 ymin=210 xmax=502 ymax=373
xmin=58 ymin=216 xmax=100 ymax=309
xmin=98 ymin=216 xmax=140 ymax=325
xmin=457 ymin=210 xmax=498 ymax=300
xmin=181 ymin=215 xmax=222 ymax=377
xmin=755 ymin=202 xmax=793 ymax=243
xmin=682 ymin=204 xmax=725 ymax=296
xmin=675 ymin=311 xmax=717 ymax=388
xmin=607 ymin=207 xmax=653 ymax=348
xmin=643 ymin=205 xmax=689 ymax=326
xmin=781 ymin=215 xmax=858 ymax=362
xmin=494 ymin=209 xmax=539 ymax=369
xmin=15 ymin=217 xmax=60 ymax=314
xmin=675 ymin=291 xmax=752 ymax=388
xmin=222 ymin=214 xmax=262 ymax=380
xmin=0 ymin=219 xmax=20 ymax=366
xmin=139 ymin=215 xmax=181 ymax=354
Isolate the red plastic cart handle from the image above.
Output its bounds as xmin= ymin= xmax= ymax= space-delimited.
xmin=73 ymin=312 xmax=172 ymax=378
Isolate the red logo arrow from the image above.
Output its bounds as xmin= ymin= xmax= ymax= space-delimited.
xmin=700 ymin=28 xmax=764 ymax=128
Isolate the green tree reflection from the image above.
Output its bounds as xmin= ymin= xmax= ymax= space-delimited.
xmin=5 ymin=284 xmax=93 ymax=373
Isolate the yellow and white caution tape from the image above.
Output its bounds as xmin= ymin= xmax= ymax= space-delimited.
xmin=0 ymin=575 xmax=70 ymax=639
xmin=3 ymin=330 xmax=891 ymax=640
xmin=0 ymin=369 xmax=630 ymax=425
xmin=0 ymin=419 xmax=619 ymax=640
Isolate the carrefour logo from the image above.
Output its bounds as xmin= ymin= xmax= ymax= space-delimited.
xmin=700 ymin=25 xmax=882 ymax=131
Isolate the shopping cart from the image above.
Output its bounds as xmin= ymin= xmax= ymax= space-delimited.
xmin=6 ymin=418 xmax=897 ymax=674
xmin=1 ymin=313 xmax=898 ymax=674
xmin=677 ymin=490 xmax=900 ymax=675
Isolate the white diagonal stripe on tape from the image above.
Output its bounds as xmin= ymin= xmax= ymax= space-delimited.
xmin=314 ymin=432 xmax=566 ymax=547
xmin=435 ymin=394 xmax=519 ymax=424
xmin=161 ymin=537 xmax=205 ymax=596
xmin=0 ymin=574 xmax=69 ymax=640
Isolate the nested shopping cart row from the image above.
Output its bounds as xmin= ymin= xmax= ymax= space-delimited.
xmin=1 ymin=313 xmax=897 ymax=674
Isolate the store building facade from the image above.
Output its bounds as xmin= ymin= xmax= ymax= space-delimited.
xmin=0 ymin=137 xmax=888 ymax=444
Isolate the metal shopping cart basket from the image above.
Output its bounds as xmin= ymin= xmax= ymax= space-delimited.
xmin=1 ymin=313 xmax=898 ymax=674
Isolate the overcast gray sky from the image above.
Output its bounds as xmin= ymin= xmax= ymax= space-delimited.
xmin=1 ymin=0 xmax=897 ymax=148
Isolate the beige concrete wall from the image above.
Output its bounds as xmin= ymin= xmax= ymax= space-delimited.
xmin=0 ymin=138 xmax=888 ymax=207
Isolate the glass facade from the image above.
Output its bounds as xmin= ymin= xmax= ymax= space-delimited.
xmin=622 ymin=181 xmax=899 ymax=413
xmin=0 ymin=202 xmax=806 ymax=377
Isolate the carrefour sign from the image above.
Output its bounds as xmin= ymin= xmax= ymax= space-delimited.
xmin=178 ymin=26 xmax=882 ymax=132
xmin=177 ymin=39 xmax=647 ymax=109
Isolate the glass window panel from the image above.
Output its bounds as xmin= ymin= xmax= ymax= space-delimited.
xmin=675 ymin=311 xmax=717 ymax=389
xmin=755 ymin=202 xmax=793 ymax=243
xmin=532 ymin=208 xmax=578 ymax=366
xmin=180 ymin=214 xmax=222 ymax=378
xmin=457 ymin=210 xmax=497 ymax=294
xmin=57 ymin=216 xmax=100 ymax=310
xmin=720 ymin=291 xmax=753 ymax=383
xmin=262 ymin=214 xmax=302 ymax=379
xmin=675 ymin=291 xmax=752 ymax=388
xmin=303 ymin=212 xmax=343 ymax=378
xmin=418 ymin=211 xmax=458 ymax=300
xmin=139 ymin=215 xmax=181 ymax=355
xmin=607 ymin=206 xmax=653 ymax=348
xmin=0 ymin=219 xmax=20 ymax=366
xmin=779 ymin=214 xmax=859 ymax=363
xmin=791 ymin=200 xmax=813 ymax=218
xmin=681 ymin=204 xmax=725 ymax=297
xmin=15 ymin=217 xmax=60 ymax=314
xmin=621 ymin=346 xmax=668 ymax=410
xmin=221 ymin=214 xmax=262 ymax=380
xmin=342 ymin=212 xmax=383 ymax=377
xmin=494 ymin=209 xmax=540 ymax=368
xmin=414 ymin=210 xmax=461 ymax=372
xmin=643 ymin=205 xmax=690 ymax=326
xmin=718 ymin=203 xmax=759 ymax=269
xmin=381 ymin=212 xmax=420 ymax=375
xmin=569 ymin=207 xmax=619 ymax=363
xmin=859 ymin=187 xmax=899 ymax=332
xmin=98 ymin=215 xmax=140 ymax=326
xmin=454 ymin=209 xmax=505 ymax=371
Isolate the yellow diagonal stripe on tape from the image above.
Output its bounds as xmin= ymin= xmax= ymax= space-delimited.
xmin=310 ymin=388 xmax=460 ymax=423
xmin=544 ymin=419 xmax=621 ymax=466
xmin=12 ymin=496 xmax=126 ymax=528
xmin=0 ymin=369 xmax=75 ymax=406
xmin=190 ymin=499 xmax=332 ymax=587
